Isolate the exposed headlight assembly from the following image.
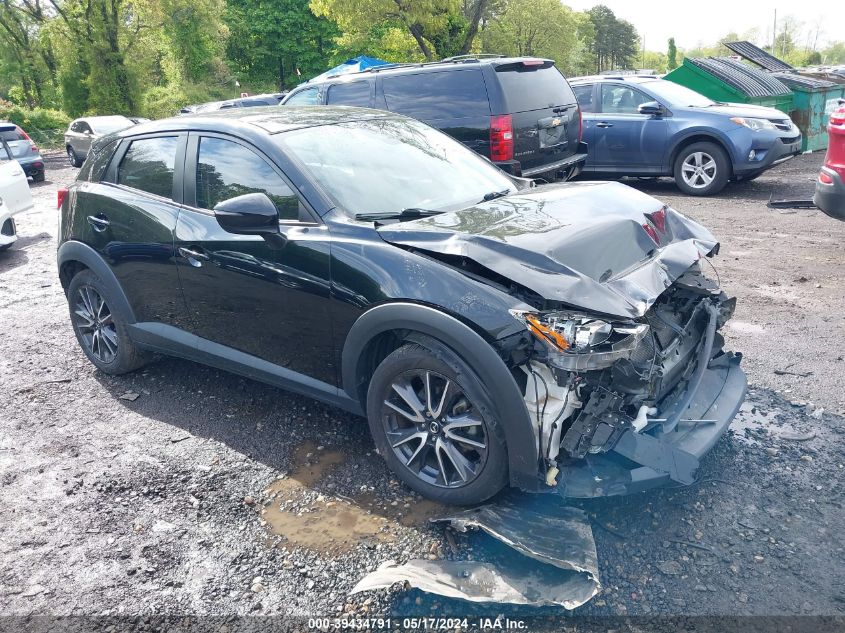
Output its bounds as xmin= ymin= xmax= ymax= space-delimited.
xmin=511 ymin=310 xmax=650 ymax=371
xmin=730 ymin=117 xmax=778 ymax=132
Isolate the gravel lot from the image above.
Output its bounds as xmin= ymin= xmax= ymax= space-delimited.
xmin=1 ymin=151 xmax=843 ymax=621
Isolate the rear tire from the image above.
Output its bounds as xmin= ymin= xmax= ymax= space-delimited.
xmin=67 ymin=146 xmax=82 ymax=168
xmin=673 ymin=141 xmax=730 ymax=196
xmin=32 ymin=171 xmax=45 ymax=183
xmin=67 ymin=269 xmax=150 ymax=374
xmin=366 ymin=343 xmax=508 ymax=505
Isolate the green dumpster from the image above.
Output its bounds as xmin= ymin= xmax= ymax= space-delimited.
xmin=774 ymin=73 xmax=845 ymax=152
xmin=665 ymin=57 xmax=793 ymax=113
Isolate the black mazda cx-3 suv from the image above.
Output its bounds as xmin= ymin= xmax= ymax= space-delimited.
xmin=58 ymin=107 xmax=746 ymax=505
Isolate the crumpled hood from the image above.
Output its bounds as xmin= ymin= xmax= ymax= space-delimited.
xmin=377 ymin=182 xmax=718 ymax=319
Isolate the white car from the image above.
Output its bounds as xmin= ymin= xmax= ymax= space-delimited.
xmin=0 ymin=149 xmax=34 ymax=251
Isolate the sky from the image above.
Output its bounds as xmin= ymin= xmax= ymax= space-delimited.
xmin=563 ymin=0 xmax=837 ymax=52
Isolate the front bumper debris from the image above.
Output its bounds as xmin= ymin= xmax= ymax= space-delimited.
xmin=557 ymin=351 xmax=746 ymax=498
xmin=351 ymin=496 xmax=600 ymax=608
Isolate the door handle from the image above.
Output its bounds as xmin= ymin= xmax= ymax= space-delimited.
xmin=596 ymin=122 xmax=614 ymax=128
xmin=178 ymin=246 xmax=210 ymax=266
xmin=87 ymin=215 xmax=110 ymax=232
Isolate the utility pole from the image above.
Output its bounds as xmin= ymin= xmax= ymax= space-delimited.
xmin=772 ymin=9 xmax=776 ymax=52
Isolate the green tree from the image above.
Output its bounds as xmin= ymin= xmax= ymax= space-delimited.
xmin=587 ymin=5 xmax=638 ymax=71
xmin=311 ymin=0 xmax=492 ymax=61
xmin=667 ymin=37 xmax=677 ymax=70
xmin=226 ymin=0 xmax=337 ymax=90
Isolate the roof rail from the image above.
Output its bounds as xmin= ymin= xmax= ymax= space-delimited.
xmin=441 ymin=54 xmax=504 ymax=62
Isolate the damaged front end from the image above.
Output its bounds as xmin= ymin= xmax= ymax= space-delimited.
xmin=512 ymin=263 xmax=747 ymax=498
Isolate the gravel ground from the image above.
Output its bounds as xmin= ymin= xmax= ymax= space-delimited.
xmin=1 ymin=151 xmax=843 ymax=622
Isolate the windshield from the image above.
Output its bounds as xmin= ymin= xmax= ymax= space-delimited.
xmin=277 ymin=118 xmax=517 ymax=218
xmin=91 ymin=117 xmax=134 ymax=134
xmin=641 ymin=80 xmax=714 ymax=107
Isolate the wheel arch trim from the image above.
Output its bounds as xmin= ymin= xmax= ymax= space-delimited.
xmin=341 ymin=302 xmax=540 ymax=490
xmin=667 ymin=132 xmax=735 ymax=175
xmin=57 ymin=240 xmax=137 ymax=324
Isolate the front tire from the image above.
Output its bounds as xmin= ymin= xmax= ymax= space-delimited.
xmin=67 ymin=146 xmax=82 ymax=168
xmin=67 ymin=269 xmax=149 ymax=374
xmin=673 ymin=141 xmax=730 ymax=196
xmin=366 ymin=343 xmax=508 ymax=505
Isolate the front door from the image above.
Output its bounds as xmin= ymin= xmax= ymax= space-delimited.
xmin=174 ymin=133 xmax=334 ymax=384
xmin=589 ymin=83 xmax=668 ymax=172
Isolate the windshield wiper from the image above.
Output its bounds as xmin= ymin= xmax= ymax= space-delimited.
xmin=356 ymin=208 xmax=445 ymax=222
xmin=480 ymin=189 xmax=510 ymax=203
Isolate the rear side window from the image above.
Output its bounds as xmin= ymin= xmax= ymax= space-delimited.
xmin=196 ymin=137 xmax=300 ymax=221
xmin=572 ymin=84 xmax=595 ymax=113
xmin=240 ymin=99 xmax=272 ymax=107
xmin=495 ymin=63 xmax=576 ymax=112
xmin=117 ymin=136 xmax=178 ymax=198
xmin=382 ymin=70 xmax=490 ymax=119
xmin=286 ymin=87 xmax=320 ymax=106
xmin=78 ymin=139 xmax=119 ymax=182
xmin=326 ymin=82 xmax=371 ymax=106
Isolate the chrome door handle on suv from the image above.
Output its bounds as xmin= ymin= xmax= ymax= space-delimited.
xmin=596 ymin=122 xmax=614 ymax=128
xmin=178 ymin=246 xmax=210 ymax=266
xmin=87 ymin=215 xmax=110 ymax=232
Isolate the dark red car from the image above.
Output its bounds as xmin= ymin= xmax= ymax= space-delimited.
xmin=814 ymin=100 xmax=845 ymax=220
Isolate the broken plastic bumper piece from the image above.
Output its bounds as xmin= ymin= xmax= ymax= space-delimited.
xmin=557 ymin=351 xmax=747 ymax=498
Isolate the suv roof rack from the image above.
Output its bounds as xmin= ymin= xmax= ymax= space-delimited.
xmin=440 ymin=54 xmax=505 ymax=63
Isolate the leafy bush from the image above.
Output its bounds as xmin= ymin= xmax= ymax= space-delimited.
xmin=0 ymin=100 xmax=71 ymax=148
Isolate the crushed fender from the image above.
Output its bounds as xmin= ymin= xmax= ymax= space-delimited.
xmin=350 ymin=496 xmax=600 ymax=609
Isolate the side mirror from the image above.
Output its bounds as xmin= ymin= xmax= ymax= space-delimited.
xmin=213 ymin=192 xmax=286 ymax=247
xmin=638 ymin=101 xmax=664 ymax=116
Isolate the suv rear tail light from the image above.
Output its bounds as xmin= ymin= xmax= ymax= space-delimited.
xmin=490 ymin=114 xmax=514 ymax=162
xmin=57 ymin=188 xmax=68 ymax=209
xmin=830 ymin=107 xmax=845 ymax=126
xmin=577 ymin=106 xmax=583 ymax=143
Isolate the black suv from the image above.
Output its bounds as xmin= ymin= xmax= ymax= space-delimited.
xmin=282 ymin=56 xmax=587 ymax=181
xmin=58 ymin=108 xmax=745 ymax=506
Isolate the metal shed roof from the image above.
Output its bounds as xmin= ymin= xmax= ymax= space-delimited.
xmin=724 ymin=41 xmax=794 ymax=72
xmin=688 ymin=57 xmax=792 ymax=97
xmin=772 ymin=72 xmax=838 ymax=90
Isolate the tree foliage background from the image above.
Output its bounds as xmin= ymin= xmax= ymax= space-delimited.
xmin=0 ymin=0 xmax=842 ymax=131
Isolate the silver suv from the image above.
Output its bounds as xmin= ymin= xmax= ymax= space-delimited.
xmin=65 ymin=116 xmax=136 ymax=167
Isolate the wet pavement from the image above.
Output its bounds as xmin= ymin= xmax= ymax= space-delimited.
xmin=0 ymin=151 xmax=843 ymax=620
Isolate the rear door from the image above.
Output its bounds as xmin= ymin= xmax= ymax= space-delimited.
xmin=379 ymin=69 xmax=490 ymax=155
xmin=590 ymin=83 xmax=668 ymax=172
xmin=76 ymin=121 xmax=94 ymax=155
xmin=85 ymin=133 xmax=187 ymax=326
xmin=493 ymin=60 xmax=580 ymax=175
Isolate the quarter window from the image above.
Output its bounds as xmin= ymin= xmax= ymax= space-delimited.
xmin=285 ymin=87 xmax=320 ymax=106
xmin=382 ymin=70 xmax=490 ymax=119
xmin=326 ymin=81 xmax=371 ymax=107
xmin=116 ymin=136 xmax=178 ymax=198
xmin=195 ymin=137 xmax=300 ymax=221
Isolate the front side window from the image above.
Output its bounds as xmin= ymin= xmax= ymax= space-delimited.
xmin=196 ymin=137 xmax=300 ymax=221
xmin=117 ymin=136 xmax=178 ymax=198
xmin=600 ymin=84 xmax=651 ymax=114
xmin=326 ymin=81 xmax=372 ymax=107
xmin=285 ymin=87 xmax=320 ymax=106
xmin=277 ymin=118 xmax=516 ymax=219
xmin=382 ymin=70 xmax=489 ymax=119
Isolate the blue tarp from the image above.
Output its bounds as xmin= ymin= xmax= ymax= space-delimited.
xmin=308 ymin=56 xmax=389 ymax=83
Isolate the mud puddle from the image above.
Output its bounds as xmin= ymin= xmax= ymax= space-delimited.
xmin=261 ymin=442 xmax=446 ymax=554
xmin=731 ymin=401 xmax=815 ymax=445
